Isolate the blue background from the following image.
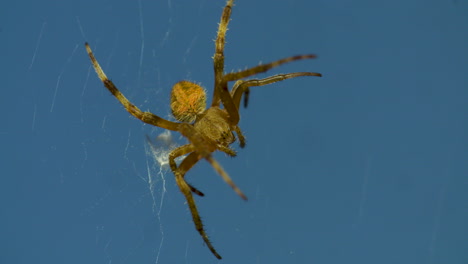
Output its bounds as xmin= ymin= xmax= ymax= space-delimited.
xmin=2 ymin=0 xmax=467 ymax=263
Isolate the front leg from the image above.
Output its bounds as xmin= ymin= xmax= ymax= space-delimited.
xmin=168 ymin=145 xmax=204 ymax=196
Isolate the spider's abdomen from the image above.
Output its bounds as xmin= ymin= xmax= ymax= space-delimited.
xmin=171 ymin=81 xmax=207 ymax=123
xmin=194 ymin=107 xmax=235 ymax=146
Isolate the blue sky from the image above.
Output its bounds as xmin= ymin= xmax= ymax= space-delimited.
xmin=2 ymin=0 xmax=467 ymax=263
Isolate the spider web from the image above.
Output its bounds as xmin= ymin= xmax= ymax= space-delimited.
xmin=74 ymin=0 xmax=199 ymax=262
xmin=143 ymin=130 xmax=181 ymax=264
xmin=75 ymin=1 xmax=250 ymax=261
xmin=8 ymin=0 xmax=467 ymax=263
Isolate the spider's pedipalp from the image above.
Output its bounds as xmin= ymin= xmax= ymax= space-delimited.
xmin=234 ymin=126 xmax=246 ymax=148
xmin=218 ymin=145 xmax=237 ymax=157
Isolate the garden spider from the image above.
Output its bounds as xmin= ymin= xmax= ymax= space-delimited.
xmin=85 ymin=0 xmax=321 ymax=259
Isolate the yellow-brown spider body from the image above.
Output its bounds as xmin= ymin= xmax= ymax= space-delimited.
xmin=85 ymin=0 xmax=321 ymax=259
xmin=195 ymin=107 xmax=236 ymax=146
xmin=170 ymin=81 xmax=206 ymax=123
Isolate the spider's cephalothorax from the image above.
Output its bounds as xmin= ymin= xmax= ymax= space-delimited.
xmin=194 ymin=107 xmax=236 ymax=147
xmin=85 ymin=0 xmax=321 ymax=259
xmin=171 ymin=80 xmax=239 ymax=157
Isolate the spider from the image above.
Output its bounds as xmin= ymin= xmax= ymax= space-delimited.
xmin=85 ymin=0 xmax=321 ymax=259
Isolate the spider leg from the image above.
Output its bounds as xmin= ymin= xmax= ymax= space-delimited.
xmin=175 ymin=152 xmax=245 ymax=261
xmin=219 ymin=55 xmax=321 ymax=126
xmin=173 ymin=157 xmax=222 ymax=259
xmin=243 ymin=87 xmax=250 ymax=108
xmin=205 ymin=155 xmax=247 ymax=200
xmin=178 ymin=152 xmax=205 ymax=196
xmin=234 ymin=126 xmax=246 ymax=148
xmin=224 ymin=54 xmax=321 ymax=82
xmin=178 ymin=123 xmax=247 ymax=200
xmin=168 ymin=145 xmax=205 ymax=196
xmin=189 ymin=184 xmax=204 ymax=196
xmin=212 ymin=0 xmax=234 ymax=107
xmin=85 ymin=43 xmax=180 ymax=131
xmin=172 ymin=149 xmax=231 ymax=259
xmin=210 ymin=0 xmax=241 ymax=125
xmin=231 ymin=72 xmax=323 ymax=110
